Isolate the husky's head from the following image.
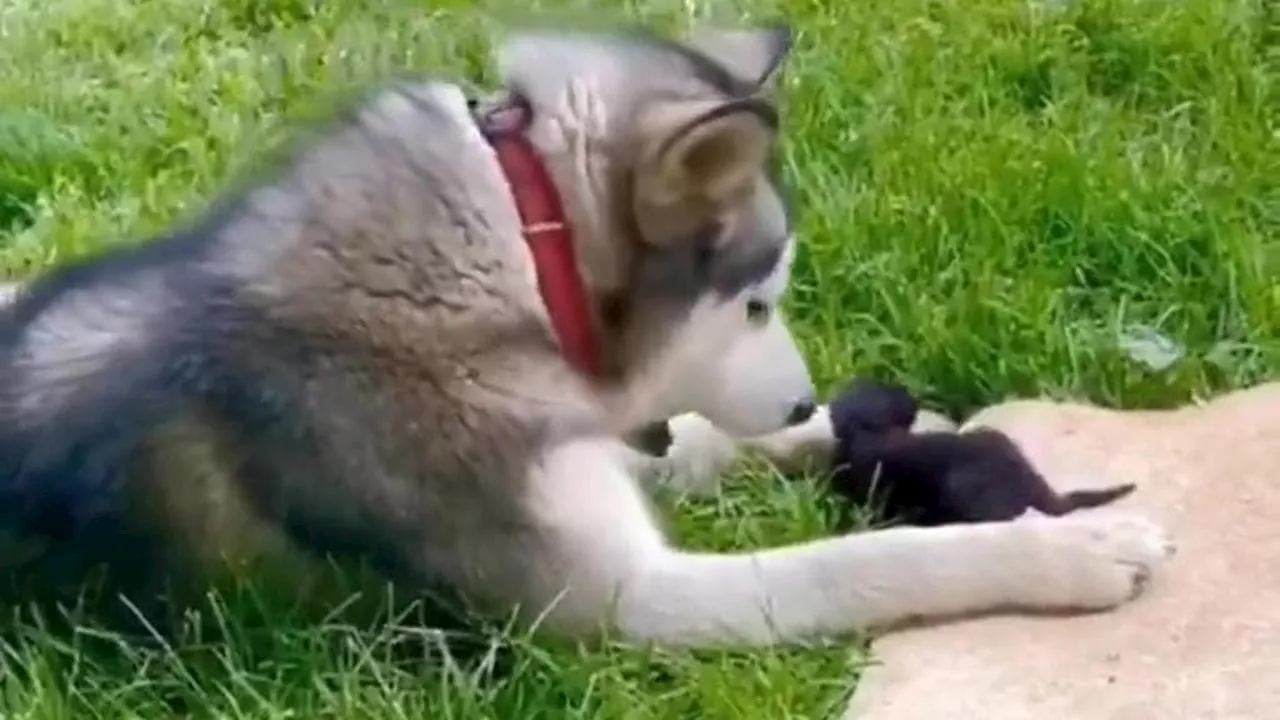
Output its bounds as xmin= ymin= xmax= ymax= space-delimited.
xmin=497 ymin=24 xmax=815 ymax=437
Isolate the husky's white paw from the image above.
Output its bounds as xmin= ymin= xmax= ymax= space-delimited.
xmin=656 ymin=414 xmax=739 ymax=494
xmin=1022 ymin=511 xmax=1175 ymax=610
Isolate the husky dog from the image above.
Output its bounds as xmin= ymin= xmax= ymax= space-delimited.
xmin=0 ymin=25 xmax=1172 ymax=646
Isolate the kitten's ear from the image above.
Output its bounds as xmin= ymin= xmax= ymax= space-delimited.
xmin=684 ymin=24 xmax=793 ymax=90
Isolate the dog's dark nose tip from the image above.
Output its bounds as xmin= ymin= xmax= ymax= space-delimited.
xmin=785 ymin=398 xmax=817 ymax=426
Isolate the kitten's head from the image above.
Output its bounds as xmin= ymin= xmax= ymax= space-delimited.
xmin=829 ymin=377 xmax=919 ymax=438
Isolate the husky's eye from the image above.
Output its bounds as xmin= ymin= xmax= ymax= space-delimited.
xmin=745 ymin=299 xmax=770 ymax=324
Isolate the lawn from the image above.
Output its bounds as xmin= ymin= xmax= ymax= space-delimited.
xmin=0 ymin=0 xmax=1274 ymax=717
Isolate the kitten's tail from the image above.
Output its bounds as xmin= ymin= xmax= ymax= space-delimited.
xmin=1057 ymin=483 xmax=1138 ymax=513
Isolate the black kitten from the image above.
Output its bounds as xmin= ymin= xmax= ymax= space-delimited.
xmin=827 ymin=378 xmax=1136 ymax=527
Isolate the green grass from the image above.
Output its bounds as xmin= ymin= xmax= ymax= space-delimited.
xmin=0 ymin=0 xmax=1275 ymax=716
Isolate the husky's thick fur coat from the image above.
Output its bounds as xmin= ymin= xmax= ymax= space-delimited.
xmin=0 ymin=25 xmax=1172 ymax=645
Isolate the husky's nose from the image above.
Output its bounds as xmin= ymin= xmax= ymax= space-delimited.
xmin=785 ymin=398 xmax=817 ymax=426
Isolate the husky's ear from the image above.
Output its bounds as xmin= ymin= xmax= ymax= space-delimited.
xmin=636 ymin=99 xmax=776 ymax=212
xmin=685 ymin=25 xmax=793 ymax=90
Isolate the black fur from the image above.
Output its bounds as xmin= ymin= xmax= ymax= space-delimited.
xmin=627 ymin=421 xmax=675 ymax=457
xmin=827 ymin=378 xmax=1136 ymax=528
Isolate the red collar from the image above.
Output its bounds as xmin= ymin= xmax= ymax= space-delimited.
xmin=479 ymin=99 xmax=602 ymax=379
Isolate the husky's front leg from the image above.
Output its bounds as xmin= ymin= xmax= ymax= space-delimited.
xmin=525 ymin=438 xmax=1174 ymax=647
xmin=633 ymin=406 xmax=840 ymax=495
xmin=739 ymin=404 xmax=841 ymax=473
xmin=740 ymin=404 xmax=960 ymax=468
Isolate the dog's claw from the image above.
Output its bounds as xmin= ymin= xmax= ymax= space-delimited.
xmin=1022 ymin=511 xmax=1174 ymax=610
